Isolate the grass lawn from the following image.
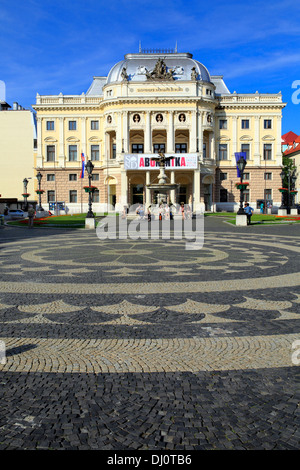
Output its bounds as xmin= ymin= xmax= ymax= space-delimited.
xmin=205 ymin=212 xmax=300 ymax=224
xmin=7 ymin=214 xmax=92 ymax=228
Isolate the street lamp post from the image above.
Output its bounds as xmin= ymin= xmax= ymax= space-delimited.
xmin=85 ymin=160 xmax=95 ymax=219
xmin=236 ymin=155 xmax=247 ymax=215
xmin=36 ymin=171 xmax=44 ymax=211
xmin=22 ymin=178 xmax=29 ymax=211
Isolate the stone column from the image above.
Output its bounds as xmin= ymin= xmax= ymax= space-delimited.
xmin=190 ymin=110 xmax=197 ymax=153
xmin=276 ymin=115 xmax=282 ymax=165
xmin=193 ymin=168 xmax=201 ymax=211
xmin=36 ymin=117 xmax=43 ymax=167
xmin=116 ymin=112 xmax=122 ymax=156
xmin=120 ymin=169 xmax=128 ymax=207
xmin=81 ymin=117 xmax=86 ymax=160
xmin=167 ymin=111 xmax=174 ymax=153
xmin=145 ymin=111 xmax=151 ymax=153
xmin=123 ymin=111 xmax=129 ymax=153
xmin=58 ymin=117 xmax=65 ymax=166
xmin=146 ymin=170 xmax=151 ymax=207
xmin=254 ymin=116 xmax=260 ymax=165
xmin=198 ymin=111 xmax=203 ymax=158
xmin=170 ymin=171 xmax=176 ymax=204
xmin=232 ymin=116 xmax=237 ymax=164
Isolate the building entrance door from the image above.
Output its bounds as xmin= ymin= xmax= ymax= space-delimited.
xmin=204 ymin=184 xmax=211 ymax=211
xmin=132 ymin=184 xmax=144 ymax=205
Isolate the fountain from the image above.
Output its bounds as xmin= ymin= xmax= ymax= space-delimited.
xmin=146 ymin=153 xmax=178 ymax=204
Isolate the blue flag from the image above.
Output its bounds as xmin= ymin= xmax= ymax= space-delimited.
xmin=235 ymin=152 xmax=247 ymax=178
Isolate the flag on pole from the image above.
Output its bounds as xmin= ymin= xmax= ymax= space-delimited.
xmin=80 ymin=153 xmax=85 ymax=178
xmin=235 ymin=152 xmax=247 ymax=178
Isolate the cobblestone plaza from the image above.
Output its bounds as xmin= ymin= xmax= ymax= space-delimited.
xmin=0 ymin=217 xmax=300 ymax=450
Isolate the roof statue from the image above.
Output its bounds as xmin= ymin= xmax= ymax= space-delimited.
xmin=145 ymin=57 xmax=175 ymax=81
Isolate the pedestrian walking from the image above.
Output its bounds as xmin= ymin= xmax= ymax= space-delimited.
xmin=28 ymin=205 xmax=35 ymax=229
xmin=244 ymin=202 xmax=254 ymax=225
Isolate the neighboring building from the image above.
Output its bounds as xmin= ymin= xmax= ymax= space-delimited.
xmin=282 ymin=133 xmax=300 ymax=204
xmin=0 ymin=99 xmax=37 ymax=212
xmin=33 ymin=49 xmax=285 ymax=214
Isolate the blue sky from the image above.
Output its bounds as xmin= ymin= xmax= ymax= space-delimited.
xmin=1 ymin=0 xmax=300 ymax=134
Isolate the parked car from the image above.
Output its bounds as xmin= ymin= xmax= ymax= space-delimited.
xmin=7 ymin=209 xmax=25 ymax=219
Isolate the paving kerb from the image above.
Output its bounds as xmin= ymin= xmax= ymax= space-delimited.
xmin=0 ymin=217 xmax=299 ymax=450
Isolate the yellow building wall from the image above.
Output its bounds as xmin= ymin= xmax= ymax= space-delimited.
xmin=0 ymin=110 xmax=36 ymax=200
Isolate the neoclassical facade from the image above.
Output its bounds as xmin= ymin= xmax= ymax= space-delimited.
xmin=33 ymin=50 xmax=285 ymax=213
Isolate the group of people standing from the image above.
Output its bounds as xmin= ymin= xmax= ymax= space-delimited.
xmin=134 ymin=202 xmax=192 ymax=222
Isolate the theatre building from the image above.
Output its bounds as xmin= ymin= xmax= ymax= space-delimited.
xmin=33 ymin=49 xmax=285 ymax=213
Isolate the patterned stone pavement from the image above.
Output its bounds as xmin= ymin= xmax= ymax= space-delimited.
xmin=0 ymin=217 xmax=300 ymax=450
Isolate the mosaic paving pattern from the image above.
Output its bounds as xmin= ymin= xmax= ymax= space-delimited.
xmin=0 ymin=219 xmax=300 ymax=450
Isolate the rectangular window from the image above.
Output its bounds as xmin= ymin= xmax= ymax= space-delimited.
xmin=46 ymin=145 xmax=55 ymax=162
xmin=263 ymin=144 xmax=272 ymax=160
xmin=203 ymin=143 xmax=206 ymax=159
xmin=153 ymin=143 xmax=166 ymax=153
xmin=241 ymin=144 xmax=250 ymax=160
xmin=91 ymin=145 xmax=99 ymax=161
xmin=91 ymin=120 xmax=99 ymax=130
xmin=47 ymin=190 xmax=55 ymax=203
xmin=175 ymin=143 xmax=187 ymax=153
xmin=69 ymin=174 xmax=77 ymax=181
xmin=243 ymin=189 xmax=250 ymax=203
xmin=265 ymin=189 xmax=272 ymax=200
xmin=92 ymin=189 xmax=99 ymax=203
xmin=132 ymin=144 xmax=144 ymax=153
xmin=220 ymin=172 xmax=227 ymax=181
xmin=69 ymin=145 xmax=77 ymax=161
xmin=46 ymin=121 xmax=54 ymax=131
xmin=68 ymin=121 xmax=77 ymax=131
xmin=243 ymin=172 xmax=250 ymax=181
xmin=264 ymin=172 xmax=272 ymax=180
xmin=47 ymin=174 xmax=55 ymax=182
xmin=219 ymin=144 xmax=228 ymax=160
xmin=219 ymin=119 xmax=227 ymax=129
xmin=264 ymin=119 xmax=272 ymax=129
xmin=92 ymin=174 xmax=99 ymax=181
xmin=112 ymin=143 xmax=116 ymax=159
xmin=241 ymin=119 xmax=249 ymax=129
xmin=69 ymin=190 xmax=77 ymax=203
xmin=220 ymin=189 xmax=228 ymax=202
